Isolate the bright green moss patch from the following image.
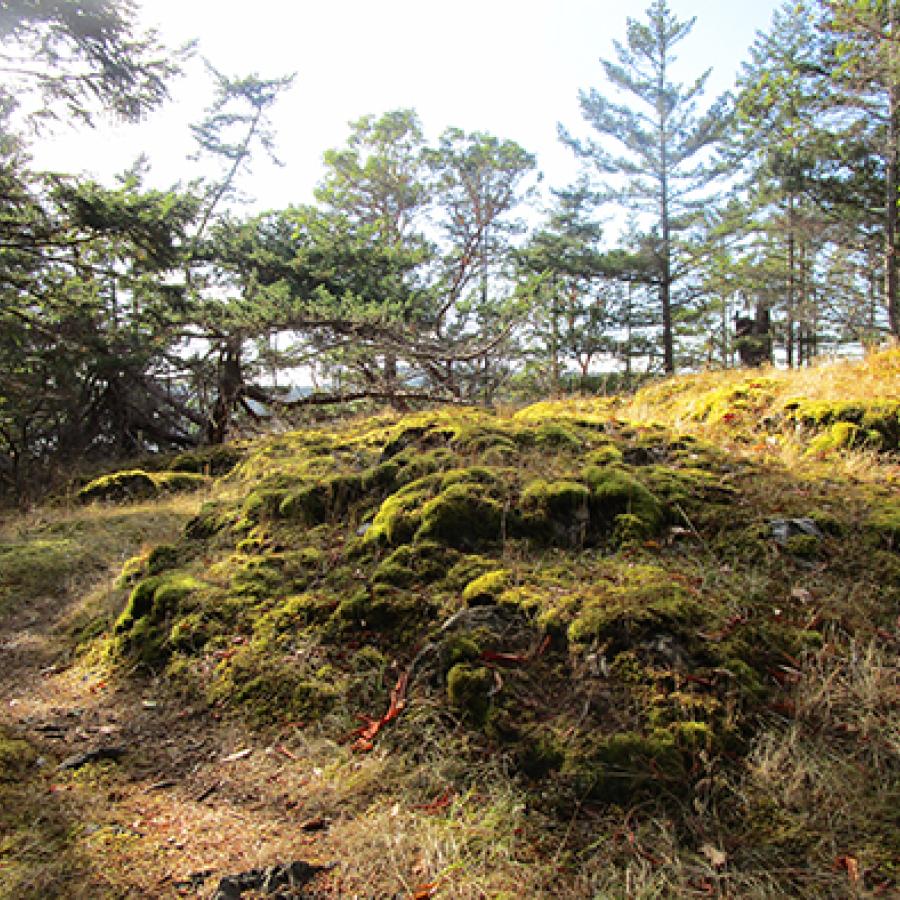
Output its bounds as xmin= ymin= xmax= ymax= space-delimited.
xmin=113 ymin=571 xmax=205 ymax=665
xmin=566 ymin=563 xmax=697 ymax=647
xmin=462 ymin=569 xmax=511 ymax=606
xmin=415 ymin=482 xmax=503 ymax=549
xmin=585 ymin=444 xmax=623 ymax=466
xmin=364 ymin=474 xmax=445 ymax=546
xmin=783 ymin=397 xmax=900 ymax=452
xmin=78 ymin=469 xmax=208 ymax=503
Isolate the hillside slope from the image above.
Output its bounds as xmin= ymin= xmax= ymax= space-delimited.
xmin=1 ymin=349 xmax=897 ymax=898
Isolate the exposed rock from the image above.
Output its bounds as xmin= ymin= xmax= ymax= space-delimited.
xmin=212 ymin=860 xmax=332 ymax=898
xmin=57 ymin=745 xmax=126 ymax=771
xmin=770 ymin=517 xmax=824 ymax=546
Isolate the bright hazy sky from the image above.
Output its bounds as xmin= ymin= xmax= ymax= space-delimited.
xmin=31 ymin=0 xmax=784 ymax=214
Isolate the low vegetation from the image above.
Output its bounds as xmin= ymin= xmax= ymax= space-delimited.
xmin=1 ymin=348 xmax=897 ymax=898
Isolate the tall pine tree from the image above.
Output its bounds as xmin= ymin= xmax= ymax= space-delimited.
xmin=560 ymin=0 xmax=728 ymax=372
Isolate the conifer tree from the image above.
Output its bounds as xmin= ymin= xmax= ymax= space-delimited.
xmin=560 ymin=0 xmax=728 ymax=372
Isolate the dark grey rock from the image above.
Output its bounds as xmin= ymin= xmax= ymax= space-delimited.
xmin=770 ymin=517 xmax=824 ymax=546
xmin=212 ymin=860 xmax=333 ymax=898
xmin=57 ymin=745 xmax=126 ymax=770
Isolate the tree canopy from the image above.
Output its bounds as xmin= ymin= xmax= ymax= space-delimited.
xmin=1 ymin=0 xmax=897 ymax=502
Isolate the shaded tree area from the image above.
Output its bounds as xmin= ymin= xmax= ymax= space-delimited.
xmin=2 ymin=0 xmax=898 ymax=502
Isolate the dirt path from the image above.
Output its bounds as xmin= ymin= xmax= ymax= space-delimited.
xmin=0 ymin=573 xmax=352 ymax=898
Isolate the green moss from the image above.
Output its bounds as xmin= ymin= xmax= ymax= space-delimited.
xmin=581 ymin=466 xmax=663 ymax=536
xmin=0 ymin=537 xmax=80 ymax=611
xmin=78 ymin=469 xmax=156 ymax=503
xmin=517 ymin=479 xmax=591 ymax=547
xmin=585 ymin=444 xmax=624 ymax=466
xmin=462 ymin=569 xmax=511 ymax=607
xmin=807 ymin=421 xmax=862 ymax=455
xmin=243 ymin=488 xmax=289 ymax=522
xmin=446 ymin=663 xmax=493 ymax=725
xmin=0 ymin=736 xmax=37 ymax=785
xmin=496 ymin=585 xmax=543 ymax=615
xmin=867 ymin=503 xmax=900 ymax=548
xmin=168 ymin=611 xmax=209 ymax=652
xmin=441 ymin=634 xmax=482 ymax=669
xmin=415 ymin=483 xmax=503 ymax=549
xmin=365 ymin=475 xmax=444 ymax=546
xmin=146 ymin=544 xmax=181 ymax=575
xmin=158 ymin=471 xmax=210 ymax=493
xmin=567 ymin=564 xmax=696 ymax=648
xmin=563 ymin=730 xmax=684 ymax=802
xmin=256 ymin=593 xmax=336 ymax=638
xmin=208 ymin=649 xmax=337 ymax=725
xmin=361 ymin=459 xmax=400 ymax=492
xmin=690 ymin=378 xmax=779 ymax=426
xmin=372 ymin=542 xmax=454 ymax=588
xmin=453 ymin=425 xmax=519 ymax=458
xmin=227 ymin=552 xmax=311 ymax=600
xmin=115 ymin=552 xmax=149 ymax=588
xmin=533 ymin=421 xmax=584 ymax=449
xmin=610 ymin=514 xmax=650 ymax=547
xmin=77 ymin=469 xmax=208 ymax=503
xmin=115 ymin=572 xmax=203 ymax=636
xmin=785 ymin=398 xmax=900 ymax=452
xmin=333 ymin=587 xmax=424 ymax=633
xmin=442 ymin=555 xmax=497 ymax=593
xmin=517 ymin=730 xmax=565 ymax=779
xmin=184 ymin=501 xmax=232 ymax=539
xmin=783 ymin=534 xmax=822 ymax=559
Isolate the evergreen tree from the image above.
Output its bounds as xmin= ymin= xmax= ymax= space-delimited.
xmin=824 ymin=0 xmax=900 ymax=337
xmin=425 ymin=127 xmax=537 ymax=401
xmin=0 ymin=0 xmax=186 ymax=128
xmin=560 ymin=0 xmax=729 ymax=372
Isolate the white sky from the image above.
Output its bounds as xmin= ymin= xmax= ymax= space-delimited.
xmin=30 ymin=0 xmax=784 ymax=216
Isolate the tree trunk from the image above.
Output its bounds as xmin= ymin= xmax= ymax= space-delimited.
xmin=660 ymin=169 xmax=674 ymax=373
xmin=208 ymin=339 xmax=243 ymax=445
xmin=885 ymin=84 xmax=899 ymax=337
xmin=786 ymin=191 xmax=796 ymax=368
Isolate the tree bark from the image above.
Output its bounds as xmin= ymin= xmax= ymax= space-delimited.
xmin=885 ymin=84 xmax=899 ymax=337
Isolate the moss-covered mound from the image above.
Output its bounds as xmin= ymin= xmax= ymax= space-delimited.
xmin=78 ymin=469 xmax=209 ymax=503
xmin=90 ymin=359 xmax=894 ymax=777
xmin=52 ymin=347 xmax=897 ymax=896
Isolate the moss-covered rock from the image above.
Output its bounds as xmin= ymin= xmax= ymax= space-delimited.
xmin=372 ymin=542 xmax=455 ymax=588
xmin=461 ymin=569 xmax=511 ymax=606
xmin=114 ymin=571 xmax=205 ymax=665
xmin=415 ymin=483 xmax=504 ymax=549
xmin=581 ymin=465 xmax=664 ymax=537
xmin=867 ymin=502 xmax=900 ymax=549
xmin=447 ymin=663 xmax=493 ymax=725
xmin=566 ymin=564 xmax=697 ymax=649
xmin=78 ymin=469 xmax=208 ymax=503
xmin=518 ymin=479 xmax=590 ymax=547
xmin=78 ymin=470 xmax=156 ymax=503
